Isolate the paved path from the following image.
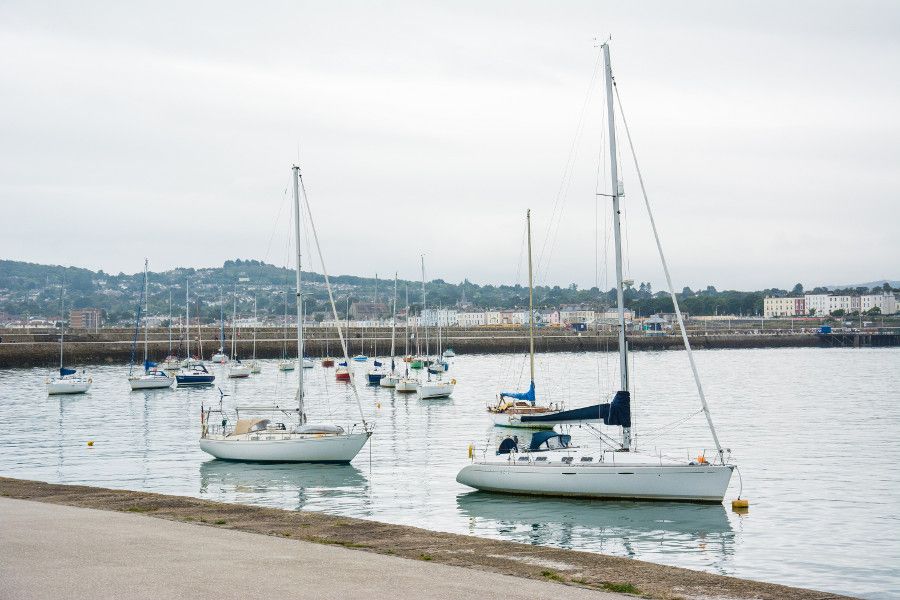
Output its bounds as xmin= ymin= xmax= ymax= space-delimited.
xmin=0 ymin=498 xmax=623 ymax=600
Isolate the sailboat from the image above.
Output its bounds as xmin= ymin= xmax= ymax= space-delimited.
xmin=427 ymin=306 xmax=449 ymax=374
xmin=457 ymin=42 xmax=735 ymax=502
xmin=300 ymin=298 xmax=315 ymax=369
xmin=416 ymin=255 xmax=454 ymax=399
xmin=249 ymin=295 xmax=262 ymax=373
xmin=211 ymin=289 xmax=228 ymax=363
xmin=227 ymin=291 xmax=251 ymax=378
xmin=176 ymin=279 xmax=216 ymax=387
xmin=379 ymin=273 xmax=401 ymax=388
xmin=321 ymin=330 xmax=335 ymax=367
xmin=199 ymin=165 xmax=372 ymax=463
xmin=395 ymin=284 xmax=418 ymax=393
xmin=277 ymin=288 xmax=296 ymax=371
xmin=128 ymin=259 xmax=175 ymax=390
xmin=366 ymin=275 xmax=385 ymax=384
xmin=46 ymin=285 xmax=92 ymax=395
xmin=161 ymin=289 xmax=181 ymax=370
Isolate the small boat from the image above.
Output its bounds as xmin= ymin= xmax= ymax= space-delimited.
xmin=211 ymin=350 xmax=228 ymax=364
xmin=228 ymin=360 xmax=251 ymax=378
xmin=427 ymin=360 xmax=448 ymax=374
xmin=366 ymin=364 xmax=385 ymax=384
xmin=379 ymin=373 xmax=400 ymax=388
xmin=335 ymin=366 xmax=351 ymax=381
xmin=278 ymin=360 xmax=296 ymax=372
xmin=352 ymin=354 xmax=368 ymax=362
xmin=302 ymin=358 xmax=315 ymax=369
xmin=322 ymin=357 xmax=335 ymax=367
xmin=249 ymin=361 xmax=262 ymax=374
xmin=417 ymin=378 xmax=455 ymax=399
xmin=161 ymin=355 xmax=182 ymax=371
xmin=410 ymin=359 xmax=423 ymax=370
xmin=127 ymin=260 xmax=175 ymax=390
xmin=443 ymin=348 xmax=456 ymax=358
xmin=47 ymin=286 xmax=92 ymax=395
xmin=176 ymin=362 xmax=215 ymax=386
xmin=395 ymin=377 xmax=418 ymax=393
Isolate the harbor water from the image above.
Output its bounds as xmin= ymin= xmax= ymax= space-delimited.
xmin=0 ymin=347 xmax=898 ymax=599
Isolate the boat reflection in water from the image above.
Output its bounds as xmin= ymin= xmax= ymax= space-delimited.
xmin=456 ymin=492 xmax=735 ymax=570
xmin=199 ymin=461 xmax=369 ymax=512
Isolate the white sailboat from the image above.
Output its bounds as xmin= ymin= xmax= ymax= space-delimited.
xmin=176 ymin=279 xmax=216 ymax=386
xmin=379 ymin=273 xmax=401 ymax=388
xmin=457 ymin=42 xmax=735 ymax=502
xmin=227 ymin=291 xmax=251 ymax=378
xmin=199 ymin=164 xmax=372 ymax=463
xmin=211 ymin=288 xmax=228 ymax=363
xmin=160 ymin=289 xmax=181 ymax=371
xmin=277 ymin=288 xmax=296 ymax=371
xmin=46 ymin=285 xmax=92 ymax=395
xmin=395 ymin=284 xmax=418 ymax=393
xmin=128 ymin=259 xmax=174 ymax=390
xmin=416 ymin=255 xmax=454 ymax=399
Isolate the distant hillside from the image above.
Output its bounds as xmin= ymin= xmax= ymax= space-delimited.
xmin=1 ymin=259 xmax=895 ymax=325
xmin=825 ymin=280 xmax=900 ymax=291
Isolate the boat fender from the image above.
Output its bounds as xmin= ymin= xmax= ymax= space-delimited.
xmin=451 ymin=379 xmax=456 ymax=385
xmin=467 ymin=443 xmax=474 ymax=459
xmin=732 ymin=498 xmax=750 ymax=509
xmin=87 ymin=441 xmax=94 ymax=447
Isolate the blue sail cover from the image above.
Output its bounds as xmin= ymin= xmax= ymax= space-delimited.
xmin=373 ymin=360 xmax=383 ymax=367
xmin=59 ymin=367 xmax=76 ymax=376
xmin=500 ymin=381 xmax=536 ymax=404
xmin=520 ymin=390 xmax=631 ymax=427
xmin=144 ymin=360 xmax=157 ymax=370
xmin=338 ymin=361 xmax=347 ymax=367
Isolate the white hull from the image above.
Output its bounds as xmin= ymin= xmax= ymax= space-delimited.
xmin=379 ymin=373 xmax=400 ymax=388
xmin=249 ymin=361 xmax=262 ymax=374
xmin=417 ymin=381 xmax=454 ymax=399
xmin=395 ymin=378 xmax=418 ymax=393
xmin=457 ymin=458 xmax=733 ymax=503
xmin=302 ymin=359 xmax=315 ymax=369
xmin=161 ymin=360 xmax=182 ymax=371
xmin=199 ymin=432 xmax=371 ymax=463
xmin=128 ymin=375 xmax=174 ymax=390
xmin=211 ymin=353 xmax=228 ymax=364
xmin=228 ymin=366 xmax=251 ymax=378
xmin=489 ymin=412 xmax=556 ymax=430
xmin=47 ymin=378 xmax=92 ymax=395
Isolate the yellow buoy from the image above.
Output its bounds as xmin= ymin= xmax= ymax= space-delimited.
xmin=376 ymin=402 xmax=381 ymax=409
xmin=467 ymin=443 xmax=474 ymax=459
xmin=87 ymin=441 xmax=94 ymax=447
xmin=732 ymin=498 xmax=749 ymax=509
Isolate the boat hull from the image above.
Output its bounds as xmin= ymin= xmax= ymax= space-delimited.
xmin=379 ymin=374 xmax=399 ymax=388
xmin=47 ymin=379 xmax=92 ymax=395
xmin=489 ymin=412 xmax=556 ymax=430
xmin=199 ymin=432 xmax=371 ymax=463
xmin=128 ymin=375 xmax=174 ymax=390
xmin=395 ymin=378 xmax=417 ymax=392
xmin=417 ymin=382 xmax=454 ymax=399
xmin=456 ymin=462 xmax=734 ymax=503
xmin=228 ymin=366 xmax=251 ymax=378
xmin=176 ymin=375 xmax=215 ymax=386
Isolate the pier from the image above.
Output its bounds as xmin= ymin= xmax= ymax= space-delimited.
xmin=0 ymin=478 xmax=852 ymax=600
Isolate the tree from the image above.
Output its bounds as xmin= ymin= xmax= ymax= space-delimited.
xmin=791 ymin=283 xmax=804 ymax=296
xmin=681 ymin=286 xmax=694 ymax=297
xmin=832 ymin=309 xmax=846 ymax=317
xmin=867 ymin=306 xmax=882 ymax=316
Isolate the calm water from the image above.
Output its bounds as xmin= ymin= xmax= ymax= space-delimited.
xmin=1 ymin=347 xmax=898 ymax=599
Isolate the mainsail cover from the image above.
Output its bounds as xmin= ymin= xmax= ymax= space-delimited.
xmin=500 ymin=381 xmax=536 ymax=404
xmin=520 ymin=390 xmax=631 ymax=426
xmin=59 ymin=367 xmax=76 ymax=376
xmin=144 ymin=360 xmax=157 ymax=370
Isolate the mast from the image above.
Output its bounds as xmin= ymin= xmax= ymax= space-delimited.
xmin=404 ymin=283 xmax=409 ymax=358
xmin=58 ymin=285 xmax=65 ymax=370
xmin=252 ymin=295 xmax=257 ymax=361
xmin=526 ymin=209 xmax=536 ymax=396
xmin=601 ymin=41 xmax=631 ymax=449
xmin=231 ymin=288 xmax=237 ymax=360
xmin=390 ymin=272 xmax=398 ymax=372
xmin=421 ymin=255 xmax=428 ymax=359
xmin=142 ymin=258 xmax=149 ymax=365
xmin=291 ymin=165 xmax=305 ymax=417
xmin=168 ymin=289 xmax=172 ymax=355
xmin=219 ymin=288 xmax=225 ymax=354
xmin=282 ymin=288 xmax=289 ymax=360
xmin=373 ymin=273 xmax=378 ymax=358
xmin=185 ymin=279 xmax=190 ymax=359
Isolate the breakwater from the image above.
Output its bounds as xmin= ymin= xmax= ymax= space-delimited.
xmin=0 ymin=325 xmax=863 ymax=368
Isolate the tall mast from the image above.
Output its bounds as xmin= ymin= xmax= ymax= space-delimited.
xmin=526 ymin=210 xmax=535 ymax=388
xmin=219 ymin=288 xmax=224 ymax=353
xmin=602 ymin=41 xmax=631 ymax=449
xmin=58 ymin=285 xmax=65 ymax=369
xmin=185 ymin=279 xmax=190 ymax=359
xmin=252 ymin=294 xmax=257 ymax=360
xmin=143 ymin=258 xmax=149 ymax=364
xmin=404 ymin=283 xmax=409 ymax=358
xmin=168 ymin=289 xmax=172 ymax=355
xmin=292 ymin=165 xmax=305 ymax=416
xmin=390 ymin=272 xmax=397 ymax=371
xmin=231 ymin=288 xmax=237 ymax=360
xmin=373 ymin=273 xmax=379 ymax=358
xmin=421 ymin=255 xmax=428 ymax=359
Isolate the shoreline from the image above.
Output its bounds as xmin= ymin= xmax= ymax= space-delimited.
xmin=0 ymin=477 xmax=853 ymax=600
xmin=1 ymin=328 xmax=878 ymax=368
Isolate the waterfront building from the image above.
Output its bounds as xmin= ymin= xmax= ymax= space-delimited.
xmin=484 ymin=311 xmax=502 ymax=325
xmin=764 ymin=297 xmax=806 ymax=318
xmin=457 ymin=312 xmax=486 ymax=327
xmin=559 ymin=309 xmax=595 ymax=325
xmin=421 ymin=308 xmax=458 ymax=327
xmin=69 ymin=308 xmax=101 ymax=330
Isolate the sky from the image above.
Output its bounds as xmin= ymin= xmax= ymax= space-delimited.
xmin=1 ymin=0 xmax=898 ymax=292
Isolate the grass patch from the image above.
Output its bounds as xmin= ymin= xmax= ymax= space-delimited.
xmin=199 ymin=517 xmax=208 ymax=523
xmin=419 ymin=554 xmax=433 ymax=561
xmin=214 ymin=519 xmax=227 ymax=525
xmin=125 ymin=506 xmax=155 ymax=513
xmin=540 ymin=570 xmax=564 ymax=582
xmin=182 ymin=516 xmax=195 ymax=522
xmin=601 ymin=582 xmax=640 ymax=594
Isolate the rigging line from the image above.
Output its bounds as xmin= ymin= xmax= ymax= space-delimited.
xmin=298 ymin=173 xmax=368 ymax=427
xmin=535 ymin=48 xmax=604 ymax=281
xmin=264 ymin=187 xmax=290 ymax=264
xmin=613 ymin=80 xmax=725 ymax=462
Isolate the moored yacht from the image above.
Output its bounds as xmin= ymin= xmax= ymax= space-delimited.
xmin=46 ymin=286 xmax=92 ymax=395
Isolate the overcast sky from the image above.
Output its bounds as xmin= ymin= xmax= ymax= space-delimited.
xmin=1 ymin=1 xmax=897 ymax=291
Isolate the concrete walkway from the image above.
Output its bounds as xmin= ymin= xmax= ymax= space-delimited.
xmin=0 ymin=498 xmax=624 ymax=600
